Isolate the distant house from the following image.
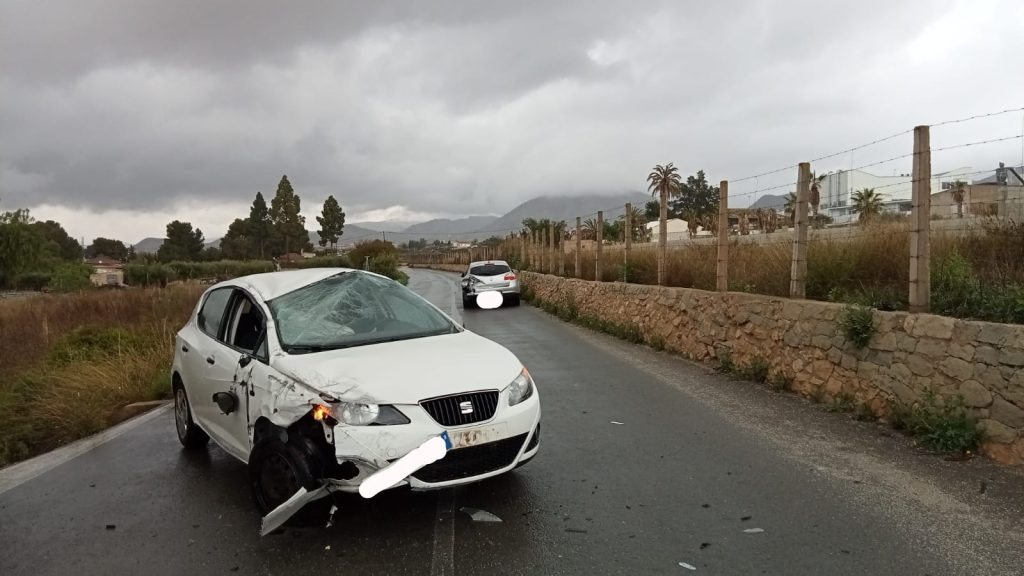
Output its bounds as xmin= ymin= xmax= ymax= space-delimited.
xmin=85 ymin=255 xmax=124 ymax=286
xmin=279 ymin=253 xmax=305 ymax=264
xmin=646 ymin=218 xmax=694 ymax=242
xmin=452 ymin=241 xmax=473 ymax=249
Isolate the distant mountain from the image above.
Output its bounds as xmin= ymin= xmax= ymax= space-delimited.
xmin=350 ymin=220 xmax=420 ymax=233
xmin=484 ymin=192 xmax=650 ymax=234
xmin=403 ymin=215 xmax=498 ymax=235
xmin=750 ymin=194 xmax=787 ymax=211
xmin=313 ymin=224 xmax=385 ymax=248
xmin=133 ymin=237 xmax=223 ymax=253
xmin=133 ymin=237 xmax=164 ymax=254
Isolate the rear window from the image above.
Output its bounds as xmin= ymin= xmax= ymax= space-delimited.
xmin=198 ymin=288 xmax=233 ymax=338
xmin=469 ymin=264 xmax=511 ymax=276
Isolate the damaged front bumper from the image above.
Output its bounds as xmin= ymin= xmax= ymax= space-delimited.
xmin=328 ymin=388 xmax=541 ymax=492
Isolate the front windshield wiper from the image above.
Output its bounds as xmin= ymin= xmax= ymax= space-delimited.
xmin=281 ymin=344 xmax=338 ymax=354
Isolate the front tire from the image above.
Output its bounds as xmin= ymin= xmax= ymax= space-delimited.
xmin=248 ymin=437 xmax=331 ymax=525
xmin=462 ymin=294 xmax=475 ymax=309
xmin=174 ymin=384 xmax=209 ymax=449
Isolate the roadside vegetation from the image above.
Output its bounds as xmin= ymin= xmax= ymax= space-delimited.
xmin=0 ymin=285 xmax=204 ymax=467
xmin=558 ymin=220 xmax=1024 ymax=324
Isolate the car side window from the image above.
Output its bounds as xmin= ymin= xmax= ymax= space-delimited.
xmin=198 ymin=288 xmax=234 ymax=339
xmin=227 ymin=294 xmax=265 ymax=353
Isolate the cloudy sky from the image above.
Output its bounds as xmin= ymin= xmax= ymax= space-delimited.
xmin=2 ymin=0 xmax=1023 ymax=243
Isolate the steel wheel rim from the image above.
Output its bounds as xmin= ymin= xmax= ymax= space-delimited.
xmin=174 ymin=388 xmax=188 ymax=439
xmin=260 ymin=452 xmax=300 ymax=508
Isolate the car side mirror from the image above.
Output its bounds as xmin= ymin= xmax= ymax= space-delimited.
xmin=213 ymin=392 xmax=238 ymax=415
xmin=460 ymin=271 xmax=466 ymax=277
xmin=238 ymin=354 xmax=253 ymax=368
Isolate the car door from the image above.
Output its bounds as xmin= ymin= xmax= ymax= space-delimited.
xmin=202 ymin=291 xmax=267 ymax=461
xmin=187 ymin=287 xmax=235 ymax=435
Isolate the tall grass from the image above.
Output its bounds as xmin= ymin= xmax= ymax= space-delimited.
xmin=557 ymin=221 xmax=1023 ymax=322
xmin=0 ymin=286 xmax=204 ymax=466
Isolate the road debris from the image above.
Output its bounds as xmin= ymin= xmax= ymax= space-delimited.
xmin=678 ymin=561 xmax=697 ymax=570
xmin=610 ymin=421 xmax=624 ymax=425
xmin=460 ymin=507 xmax=503 ymax=523
xmin=743 ymin=528 xmax=764 ymax=534
xmin=105 ymin=524 xmax=116 ymax=531
xmin=700 ymin=543 xmax=710 ymax=549
xmin=325 ymin=504 xmax=339 ymax=528
xmin=740 ymin=516 xmax=752 ymax=521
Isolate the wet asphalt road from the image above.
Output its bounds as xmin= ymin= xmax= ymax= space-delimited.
xmin=2 ymin=268 xmax=1022 ymax=575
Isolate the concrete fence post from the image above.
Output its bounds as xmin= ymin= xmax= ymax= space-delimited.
xmin=909 ymin=125 xmax=931 ymax=313
xmin=530 ymin=230 xmax=536 ymax=270
xmin=790 ymin=163 xmax=810 ymax=299
xmin=520 ymin=232 xmax=526 ymax=270
xmin=624 ymin=203 xmax=632 ymax=282
xmin=558 ymin=225 xmax=565 ymax=276
xmin=575 ymin=216 xmax=582 ymax=278
xmin=717 ymin=180 xmax=729 ymax=292
xmin=595 ymin=211 xmax=604 ymax=282
xmin=547 ymin=223 xmax=554 ymax=274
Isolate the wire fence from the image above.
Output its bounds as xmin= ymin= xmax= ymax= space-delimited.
xmin=405 ymin=107 xmax=1024 ymax=323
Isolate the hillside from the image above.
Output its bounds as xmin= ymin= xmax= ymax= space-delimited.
xmin=402 ymin=215 xmax=498 ymax=235
xmin=484 ymin=192 xmax=650 ymax=233
xmin=750 ymin=193 xmax=787 ymax=211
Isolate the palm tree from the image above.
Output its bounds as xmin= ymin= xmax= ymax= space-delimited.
xmin=950 ymin=180 xmax=966 ymax=219
xmin=621 ymin=205 xmax=646 ymax=241
xmin=851 ymin=188 xmax=885 ymax=223
xmin=580 ymin=218 xmax=598 ymax=240
xmin=648 ymin=163 xmax=682 ymax=284
xmin=809 ymin=172 xmax=827 ymax=217
xmin=783 ymin=191 xmax=798 ymax=226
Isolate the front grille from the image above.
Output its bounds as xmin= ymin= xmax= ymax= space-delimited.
xmin=412 ymin=433 xmax=528 ymax=483
xmin=421 ymin=390 xmax=499 ymax=427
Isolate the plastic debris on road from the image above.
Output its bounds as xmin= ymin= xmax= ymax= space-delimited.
xmin=678 ymin=561 xmax=697 ymax=570
xmin=743 ymin=528 xmax=765 ymax=534
xmin=460 ymin=507 xmax=503 ymax=522
xmin=610 ymin=421 xmax=624 ymax=425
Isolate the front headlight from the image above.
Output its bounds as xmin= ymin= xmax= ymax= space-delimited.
xmin=313 ymin=403 xmax=409 ymax=426
xmin=506 ymin=367 xmax=534 ymax=406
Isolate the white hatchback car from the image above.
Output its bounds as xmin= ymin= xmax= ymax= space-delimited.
xmin=171 ymin=269 xmax=540 ymax=526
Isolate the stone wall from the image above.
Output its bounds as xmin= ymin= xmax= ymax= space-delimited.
xmin=522 ymin=272 xmax=1024 ymax=465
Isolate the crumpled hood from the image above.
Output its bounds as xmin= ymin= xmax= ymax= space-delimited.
xmin=271 ymin=330 xmax=523 ymax=404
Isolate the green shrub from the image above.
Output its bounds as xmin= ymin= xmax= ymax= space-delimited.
xmin=349 ymin=240 xmax=396 ymax=270
xmin=839 ymin=304 xmax=876 ymax=348
xmin=287 ymin=255 xmax=352 ymax=269
xmin=738 ymin=356 xmax=770 ymax=383
xmin=825 ymin=394 xmax=856 ymax=413
xmin=124 ymin=263 xmax=177 ymax=286
xmin=14 ymin=272 xmax=51 ymax=291
xmin=768 ymin=372 xmax=792 ymax=392
xmin=49 ymin=263 xmax=92 ymax=292
xmin=890 ymin=391 xmax=983 ymax=453
xmin=50 ymin=326 xmax=143 ymax=364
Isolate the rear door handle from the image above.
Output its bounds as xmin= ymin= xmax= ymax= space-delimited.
xmin=206 ymin=356 xmax=215 ymax=365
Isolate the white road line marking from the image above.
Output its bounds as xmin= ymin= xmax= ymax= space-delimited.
xmin=0 ymin=403 xmax=172 ymax=495
xmin=430 ymin=489 xmax=456 ymax=576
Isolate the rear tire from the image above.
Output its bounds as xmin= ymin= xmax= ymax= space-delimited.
xmin=174 ymin=383 xmax=209 ymax=449
xmin=248 ymin=436 xmax=332 ymax=526
xmin=510 ymin=294 xmax=521 ymax=307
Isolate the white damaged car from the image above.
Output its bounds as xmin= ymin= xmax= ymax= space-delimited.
xmin=171 ymin=269 xmax=540 ymax=531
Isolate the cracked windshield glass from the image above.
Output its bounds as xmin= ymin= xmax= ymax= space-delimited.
xmin=2 ymin=1 xmax=1023 ymax=575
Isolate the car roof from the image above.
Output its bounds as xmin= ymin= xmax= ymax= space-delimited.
xmin=216 ymin=268 xmax=358 ymax=301
xmin=469 ymin=260 xmax=510 ymax=267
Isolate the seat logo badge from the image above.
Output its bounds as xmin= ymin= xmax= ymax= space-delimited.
xmin=460 ymin=401 xmax=474 ymax=414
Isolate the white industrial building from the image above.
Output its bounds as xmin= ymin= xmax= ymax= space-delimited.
xmin=819 ymin=167 xmax=973 ymax=224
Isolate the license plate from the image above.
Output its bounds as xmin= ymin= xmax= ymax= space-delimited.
xmin=446 ymin=423 xmax=509 ymax=449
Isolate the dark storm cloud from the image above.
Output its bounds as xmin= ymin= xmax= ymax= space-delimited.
xmin=3 ymin=0 xmax=1023 ymax=232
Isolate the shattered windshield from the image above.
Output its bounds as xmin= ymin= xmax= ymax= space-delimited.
xmin=269 ymin=272 xmax=458 ymax=353
xmin=469 ymin=264 xmax=511 ymax=277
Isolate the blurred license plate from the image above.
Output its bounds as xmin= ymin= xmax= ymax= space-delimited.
xmin=448 ymin=423 xmax=508 ymax=449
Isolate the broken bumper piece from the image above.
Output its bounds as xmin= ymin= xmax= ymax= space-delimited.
xmin=259 ymin=432 xmax=452 ymax=536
